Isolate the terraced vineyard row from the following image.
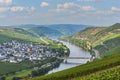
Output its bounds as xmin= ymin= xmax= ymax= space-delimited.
xmin=73 ymin=66 xmax=120 ymax=80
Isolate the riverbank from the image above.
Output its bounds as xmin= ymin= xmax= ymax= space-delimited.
xmin=48 ymin=40 xmax=91 ymax=74
xmin=59 ymin=38 xmax=100 ymax=60
xmin=93 ymin=49 xmax=100 ymax=59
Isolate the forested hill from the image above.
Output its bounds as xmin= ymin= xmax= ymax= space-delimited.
xmin=73 ymin=23 xmax=120 ymax=46
xmin=9 ymin=24 xmax=89 ymax=38
xmin=62 ymin=23 xmax=120 ymax=56
xmin=28 ymin=27 xmax=63 ymax=37
xmin=73 ymin=27 xmax=106 ymax=43
xmin=47 ymin=24 xmax=89 ymax=36
xmin=0 ymin=28 xmax=49 ymax=44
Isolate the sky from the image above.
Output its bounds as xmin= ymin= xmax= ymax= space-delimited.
xmin=0 ymin=0 xmax=120 ymax=26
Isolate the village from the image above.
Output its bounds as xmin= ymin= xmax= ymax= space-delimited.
xmin=0 ymin=40 xmax=57 ymax=63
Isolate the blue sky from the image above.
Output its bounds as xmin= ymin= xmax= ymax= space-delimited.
xmin=0 ymin=0 xmax=120 ymax=26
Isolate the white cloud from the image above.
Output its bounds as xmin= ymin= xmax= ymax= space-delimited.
xmin=81 ymin=6 xmax=95 ymax=11
xmin=0 ymin=15 xmax=6 ymax=18
xmin=40 ymin=2 xmax=49 ymax=7
xmin=10 ymin=6 xmax=25 ymax=12
xmin=78 ymin=0 xmax=106 ymax=2
xmin=111 ymin=7 xmax=120 ymax=11
xmin=93 ymin=7 xmax=120 ymax=15
xmin=78 ymin=0 xmax=97 ymax=1
xmin=10 ymin=6 xmax=35 ymax=12
xmin=0 ymin=0 xmax=12 ymax=4
xmin=31 ymin=6 xmax=36 ymax=11
xmin=56 ymin=2 xmax=95 ymax=12
xmin=56 ymin=2 xmax=75 ymax=12
xmin=94 ymin=10 xmax=113 ymax=15
xmin=57 ymin=2 xmax=75 ymax=9
xmin=0 ymin=6 xmax=35 ymax=12
xmin=0 ymin=7 xmax=9 ymax=12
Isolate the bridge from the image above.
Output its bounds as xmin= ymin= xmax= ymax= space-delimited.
xmin=57 ymin=56 xmax=93 ymax=64
xmin=57 ymin=57 xmax=91 ymax=59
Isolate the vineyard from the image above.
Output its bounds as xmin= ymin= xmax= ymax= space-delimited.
xmin=31 ymin=53 xmax=120 ymax=80
xmin=0 ymin=28 xmax=50 ymax=44
xmin=73 ymin=66 xmax=120 ymax=80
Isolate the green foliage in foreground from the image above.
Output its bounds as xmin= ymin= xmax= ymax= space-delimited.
xmin=106 ymin=45 xmax=120 ymax=55
xmin=73 ymin=66 xmax=120 ymax=80
xmin=95 ymin=36 xmax=120 ymax=56
xmin=6 ymin=69 xmax=32 ymax=80
xmin=0 ymin=60 xmax=34 ymax=76
xmin=30 ymin=53 xmax=120 ymax=80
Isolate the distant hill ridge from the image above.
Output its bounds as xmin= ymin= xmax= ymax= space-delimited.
xmin=7 ymin=24 xmax=89 ymax=37
xmin=73 ymin=23 xmax=120 ymax=45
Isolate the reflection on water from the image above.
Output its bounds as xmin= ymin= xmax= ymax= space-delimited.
xmin=48 ymin=40 xmax=91 ymax=74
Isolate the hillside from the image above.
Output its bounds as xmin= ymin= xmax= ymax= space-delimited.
xmin=13 ymin=28 xmax=38 ymax=37
xmin=73 ymin=66 xmax=120 ymax=80
xmin=28 ymin=27 xmax=63 ymax=37
xmin=95 ymin=36 xmax=120 ymax=56
xmin=30 ymin=53 xmax=120 ymax=80
xmin=48 ymin=24 xmax=88 ymax=36
xmin=73 ymin=27 xmax=106 ymax=43
xmin=73 ymin=23 xmax=120 ymax=46
xmin=0 ymin=28 xmax=49 ymax=44
xmin=14 ymin=24 xmax=88 ymax=38
xmin=61 ymin=23 xmax=120 ymax=55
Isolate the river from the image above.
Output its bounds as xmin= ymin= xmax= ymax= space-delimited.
xmin=48 ymin=40 xmax=91 ymax=74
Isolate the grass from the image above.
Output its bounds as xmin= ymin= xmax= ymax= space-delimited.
xmin=0 ymin=60 xmax=35 ymax=76
xmin=0 ymin=28 xmax=49 ymax=44
xmin=6 ymin=69 xmax=32 ymax=80
xmin=93 ymin=33 xmax=120 ymax=47
xmin=72 ymin=66 xmax=120 ymax=80
xmin=3 ymin=58 xmax=64 ymax=79
xmin=30 ymin=53 xmax=120 ymax=80
xmin=106 ymin=45 xmax=120 ymax=55
xmin=95 ymin=36 xmax=120 ymax=56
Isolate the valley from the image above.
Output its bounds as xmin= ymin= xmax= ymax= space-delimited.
xmin=30 ymin=23 xmax=120 ymax=80
xmin=0 ymin=23 xmax=120 ymax=80
xmin=1 ymin=1 xmax=120 ymax=80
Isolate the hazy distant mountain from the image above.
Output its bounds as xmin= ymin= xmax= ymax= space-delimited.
xmin=28 ymin=26 xmax=63 ymax=37
xmin=16 ymin=24 xmax=89 ymax=37
xmin=47 ymin=24 xmax=89 ymax=36
xmin=0 ymin=24 xmax=89 ymax=38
